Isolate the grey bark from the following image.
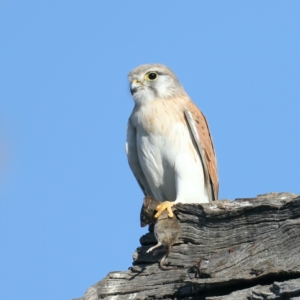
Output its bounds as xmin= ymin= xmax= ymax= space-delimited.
xmin=76 ymin=192 xmax=300 ymax=300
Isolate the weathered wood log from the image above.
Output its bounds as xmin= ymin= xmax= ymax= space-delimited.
xmin=205 ymin=278 xmax=300 ymax=300
xmin=77 ymin=192 xmax=300 ymax=300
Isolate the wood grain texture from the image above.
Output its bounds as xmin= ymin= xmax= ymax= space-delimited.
xmin=77 ymin=192 xmax=300 ymax=300
xmin=205 ymin=278 xmax=300 ymax=300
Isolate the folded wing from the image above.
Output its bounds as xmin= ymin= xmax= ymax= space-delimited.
xmin=126 ymin=119 xmax=154 ymax=197
xmin=184 ymin=101 xmax=219 ymax=201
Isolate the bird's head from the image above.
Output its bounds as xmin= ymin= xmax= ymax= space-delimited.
xmin=128 ymin=64 xmax=185 ymax=105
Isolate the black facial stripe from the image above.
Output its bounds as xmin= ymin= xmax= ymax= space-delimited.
xmin=149 ymin=85 xmax=158 ymax=97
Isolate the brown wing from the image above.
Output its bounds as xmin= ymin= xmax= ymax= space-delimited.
xmin=186 ymin=101 xmax=219 ymax=200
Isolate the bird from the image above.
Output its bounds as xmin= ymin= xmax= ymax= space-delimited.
xmin=126 ymin=64 xmax=218 ymax=219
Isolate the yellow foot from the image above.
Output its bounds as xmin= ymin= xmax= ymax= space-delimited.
xmin=155 ymin=201 xmax=174 ymax=218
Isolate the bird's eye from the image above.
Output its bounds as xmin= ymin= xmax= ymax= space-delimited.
xmin=145 ymin=72 xmax=158 ymax=81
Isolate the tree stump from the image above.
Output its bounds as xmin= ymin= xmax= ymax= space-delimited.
xmin=77 ymin=192 xmax=300 ymax=300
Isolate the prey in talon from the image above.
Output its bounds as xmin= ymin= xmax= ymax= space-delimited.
xmin=126 ymin=64 xmax=219 ymax=220
xmin=155 ymin=201 xmax=174 ymax=218
xmin=140 ymin=196 xmax=180 ymax=270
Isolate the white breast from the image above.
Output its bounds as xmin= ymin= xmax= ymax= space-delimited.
xmin=131 ymin=100 xmax=210 ymax=204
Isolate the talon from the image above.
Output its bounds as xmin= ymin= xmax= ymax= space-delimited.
xmin=155 ymin=201 xmax=174 ymax=218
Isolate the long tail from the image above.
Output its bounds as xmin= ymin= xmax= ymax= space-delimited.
xmin=159 ymin=245 xmax=175 ymax=270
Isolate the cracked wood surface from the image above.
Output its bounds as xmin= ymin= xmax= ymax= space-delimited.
xmin=77 ymin=192 xmax=300 ymax=300
xmin=206 ymin=278 xmax=300 ymax=300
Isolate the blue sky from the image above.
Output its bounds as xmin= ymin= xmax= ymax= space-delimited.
xmin=0 ymin=1 xmax=299 ymax=299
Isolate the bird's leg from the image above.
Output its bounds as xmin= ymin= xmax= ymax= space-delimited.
xmin=147 ymin=242 xmax=162 ymax=253
xmin=155 ymin=201 xmax=174 ymax=218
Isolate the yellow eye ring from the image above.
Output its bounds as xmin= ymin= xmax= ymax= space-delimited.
xmin=145 ymin=72 xmax=158 ymax=81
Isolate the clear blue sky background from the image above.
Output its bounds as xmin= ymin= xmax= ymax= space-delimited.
xmin=1 ymin=1 xmax=299 ymax=299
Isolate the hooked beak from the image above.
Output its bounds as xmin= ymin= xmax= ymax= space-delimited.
xmin=130 ymin=79 xmax=142 ymax=95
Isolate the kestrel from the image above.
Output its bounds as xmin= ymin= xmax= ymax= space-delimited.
xmin=126 ymin=64 xmax=218 ymax=218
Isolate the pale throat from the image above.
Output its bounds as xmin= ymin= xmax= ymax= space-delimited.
xmin=133 ymin=88 xmax=158 ymax=106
